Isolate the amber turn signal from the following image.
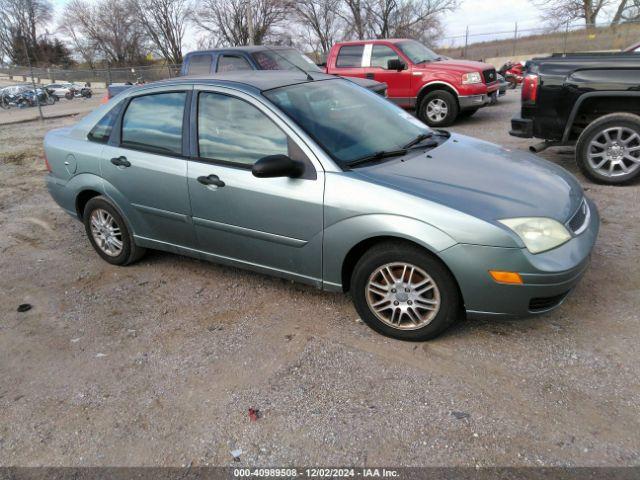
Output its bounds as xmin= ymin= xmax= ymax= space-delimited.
xmin=489 ymin=270 xmax=523 ymax=285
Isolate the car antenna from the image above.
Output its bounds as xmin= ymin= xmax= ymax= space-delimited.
xmin=263 ymin=45 xmax=314 ymax=82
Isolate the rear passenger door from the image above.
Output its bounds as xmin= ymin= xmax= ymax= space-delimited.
xmin=331 ymin=44 xmax=366 ymax=80
xmin=101 ymin=88 xmax=196 ymax=249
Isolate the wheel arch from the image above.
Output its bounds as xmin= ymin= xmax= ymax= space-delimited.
xmin=416 ymin=81 xmax=459 ymax=110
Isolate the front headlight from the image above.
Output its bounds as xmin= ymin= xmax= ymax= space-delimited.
xmin=499 ymin=217 xmax=571 ymax=254
xmin=461 ymin=72 xmax=482 ymax=84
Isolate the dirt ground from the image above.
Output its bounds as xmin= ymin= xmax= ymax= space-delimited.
xmin=0 ymin=91 xmax=638 ymax=467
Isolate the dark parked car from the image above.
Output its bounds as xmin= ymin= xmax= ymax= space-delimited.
xmin=510 ymin=53 xmax=640 ymax=184
xmin=181 ymin=46 xmax=388 ymax=96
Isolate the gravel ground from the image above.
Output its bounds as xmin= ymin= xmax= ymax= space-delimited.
xmin=0 ymin=91 xmax=639 ymax=467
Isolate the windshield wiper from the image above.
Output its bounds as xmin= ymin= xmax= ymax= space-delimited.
xmin=347 ymin=149 xmax=408 ymax=168
xmin=402 ymin=132 xmax=433 ymax=149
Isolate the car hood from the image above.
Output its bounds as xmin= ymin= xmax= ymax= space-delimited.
xmin=416 ymin=59 xmax=493 ymax=74
xmin=356 ymin=133 xmax=584 ymax=224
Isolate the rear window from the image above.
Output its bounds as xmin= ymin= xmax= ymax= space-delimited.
xmin=121 ymin=92 xmax=186 ymax=155
xmin=187 ymin=54 xmax=213 ymax=75
xmin=336 ymin=45 xmax=364 ymax=67
xmin=88 ymin=102 xmax=124 ymax=143
xmin=217 ymin=55 xmax=252 ymax=72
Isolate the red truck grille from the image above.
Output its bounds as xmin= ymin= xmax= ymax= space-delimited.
xmin=482 ymin=68 xmax=497 ymax=84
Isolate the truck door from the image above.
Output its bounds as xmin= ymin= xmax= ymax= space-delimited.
xmin=362 ymin=44 xmax=413 ymax=102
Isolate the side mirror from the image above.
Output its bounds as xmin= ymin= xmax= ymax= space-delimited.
xmin=252 ymin=154 xmax=304 ymax=178
xmin=387 ymin=59 xmax=406 ymax=71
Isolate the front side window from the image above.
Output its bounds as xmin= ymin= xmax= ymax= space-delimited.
xmin=187 ymin=54 xmax=213 ymax=75
xmin=121 ymin=92 xmax=186 ymax=155
xmin=370 ymin=45 xmax=401 ymax=69
xmin=88 ymin=101 xmax=124 ymax=143
xmin=217 ymin=55 xmax=252 ymax=72
xmin=265 ymin=79 xmax=430 ymax=166
xmin=336 ymin=45 xmax=364 ymax=67
xmin=197 ymin=92 xmax=288 ymax=166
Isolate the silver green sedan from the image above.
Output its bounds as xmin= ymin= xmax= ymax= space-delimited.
xmin=44 ymin=72 xmax=599 ymax=340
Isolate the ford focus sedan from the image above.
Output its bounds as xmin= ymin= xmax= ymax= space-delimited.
xmin=44 ymin=72 xmax=599 ymax=340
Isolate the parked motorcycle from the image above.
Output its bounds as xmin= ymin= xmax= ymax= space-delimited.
xmin=0 ymin=86 xmax=32 ymax=109
xmin=65 ymin=84 xmax=93 ymax=100
xmin=498 ymin=61 xmax=525 ymax=89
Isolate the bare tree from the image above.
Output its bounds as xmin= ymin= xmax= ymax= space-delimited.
xmin=129 ymin=0 xmax=190 ymax=64
xmin=533 ymin=0 xmax=610 ymax=27
xmin=0 ymin=0 xmax=52 ymax=63
xmin=58 ymin=0 xmax=148 ymax=66
xmin=339 ymin=0 xmax=369 ymax=38
xmin=293 ymin=0 xmax=343 ymax=54
xmin=194 ymin=0 xmax=291 ymax=46
xmin=366 ymin=0 xmax=456 ymax=40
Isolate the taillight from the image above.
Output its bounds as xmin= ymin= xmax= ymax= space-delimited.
xmin=522 ymin=74 xmax=538 ymax=104
xmin=43 ymin=151 xmax=52 ymax=172
xmin=100 ymin=92 xmax=109 ymax=104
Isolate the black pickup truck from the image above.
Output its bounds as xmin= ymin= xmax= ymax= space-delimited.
xmin=510 ymin=53 xmax=640 ymax=184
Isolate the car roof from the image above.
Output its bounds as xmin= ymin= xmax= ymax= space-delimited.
xmin=149 ymin=71 xmax=339 ymax=92
xmin=334 ymin=39 xmax=412 ymax=45
xmin=185 ymin=45 xmax=297 ymax=56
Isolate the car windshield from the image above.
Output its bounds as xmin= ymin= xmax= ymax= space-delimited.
xmin=252 ymin=49 xmax=323 ymax=73
xmin=264 ymin=79 xmax=431 ymax=166
xmin=397 ymin=40 xmax=440 ymax=64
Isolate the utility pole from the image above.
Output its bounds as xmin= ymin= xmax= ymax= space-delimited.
xmin=513 ymin=22 xmax=518 ymax=56
xmin=246 ymin=1 xmax=255 ymax=46
xmin=463 ymin=26 xmax=469 ymax=58
xmin=20 ymin=30 xmax=43 ymax=121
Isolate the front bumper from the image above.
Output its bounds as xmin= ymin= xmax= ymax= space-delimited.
xmin=440 ymin=198 xmax=599 ymax=318
xmin=510 ymin=115 xmax=534 ymax=138
xmin=459 ymin=94 xmax=490 ymax=110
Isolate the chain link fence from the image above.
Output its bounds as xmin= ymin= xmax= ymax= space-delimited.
xmin=439 ymin=19 xmax=640 ymax=62
xmin=0 ymin=64 xmax=181 ymax=87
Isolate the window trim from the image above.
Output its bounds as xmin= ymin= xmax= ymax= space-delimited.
xmin=215 ymin=54 xmax=253 ymax=73
xmin=113 ymin=89 xmax=191 ymax=158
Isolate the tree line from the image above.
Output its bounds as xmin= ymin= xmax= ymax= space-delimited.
xmin=1 ymin=0 xmax=639 ymax=68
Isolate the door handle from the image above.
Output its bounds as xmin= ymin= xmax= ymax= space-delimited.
xmin=110 ymin=156 xmax=131 ymax=167
xmin=197 ymin=174 xmax=225 ymax=187
xmin=365 ymin=73 xmax=375 ymax=79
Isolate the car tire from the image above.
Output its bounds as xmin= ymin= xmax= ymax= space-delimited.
xmin=418 ymin=90 xmax=459 ymax=127
xmin=351 ymin=241 xmax=461 ymax=341
xmin=83 ymin=196 xmax=146 ymax=266
xmin=459 ymin=108 xmax=479 ymax=118
xmin=576 ymin=113 xmax=640 ymax=185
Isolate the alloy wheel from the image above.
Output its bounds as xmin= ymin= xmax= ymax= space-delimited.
xmin=426 ymin=98 xmax=448 ymax=123
xmin=90 ymin=208 xmax=123 ymax=257
xmin=587 ymin=127 xmax=640 ymax=177
xmin=365 ymin=262 xmax=441 ymax=330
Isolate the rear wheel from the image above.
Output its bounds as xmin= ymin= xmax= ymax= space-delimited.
xmin=418 ymin=90 xmax=459 ymax=127
xmin=351 ymin=242 xmax=461 ymax=341
xmin=576 ymin=113 xmax=640 ymax=184
xmin=83 ymin=196 xmax=146 ymax=265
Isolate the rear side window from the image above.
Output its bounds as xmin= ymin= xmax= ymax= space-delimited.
xmin=336 ymin=45 xmax=364 ymax=67
xmin=88 ymin=102 xmax=123 ymax=143
xmin=121 ymin=92 xmax=186 ymax=155
xmin=187 ymin=54 xmax=213 ymax=75
xmin=217 ymin=55 xmax=252 ymax=72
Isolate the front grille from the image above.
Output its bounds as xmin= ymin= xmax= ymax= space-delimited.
xmin=529 ymin=291 xmax=571 ymax=312
xmin=482 ymin=68 xmax=497 ymax=84
xmin=567 ymin=199 xmax=590 ymax=235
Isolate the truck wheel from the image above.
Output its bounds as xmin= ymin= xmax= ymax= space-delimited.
xmin=418 ymin=91 xmax=459 ymax=127
xmin=83 ymin=196 xmax=146 ymax=265
xmin=350 ymin=241 xmax=461 ymax=341
xmin=576 ymin=113 xmax=640 ymax=184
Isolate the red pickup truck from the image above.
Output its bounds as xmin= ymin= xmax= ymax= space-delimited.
xmin=325 ymin=39 xmax=500 ymax=127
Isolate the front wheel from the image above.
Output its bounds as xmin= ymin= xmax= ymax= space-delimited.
xmin=575 ymin=113 xmax=640 ymax=184
xmin=83 ymin=196 xmax=146 ymax=265
xmin=351 ymin=242 xmax=461 ymax=341
xmin=418 ymin=90 xmax=459 ymax=127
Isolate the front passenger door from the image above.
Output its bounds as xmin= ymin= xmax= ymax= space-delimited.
xmin=187 ymin=88 xmax=325 ymax=284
